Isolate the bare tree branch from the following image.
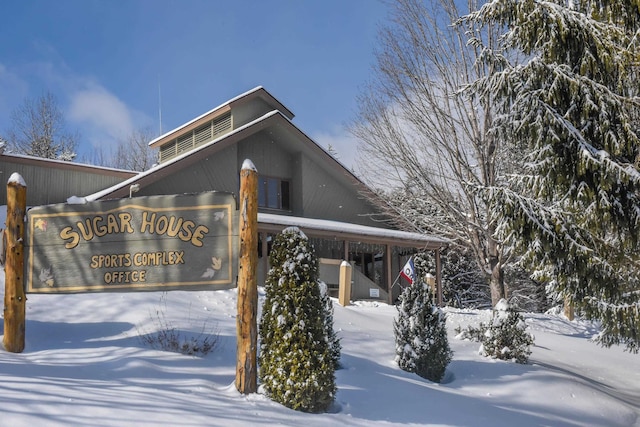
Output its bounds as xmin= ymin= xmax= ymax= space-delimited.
xmin=351 ymin=0 xmax=515 ymax=306
xmin=7 ymin=92 xmax=78 ymax=161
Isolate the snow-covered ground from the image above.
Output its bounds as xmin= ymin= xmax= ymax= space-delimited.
xmin=1 ymin=273 xmax=638 ymax=426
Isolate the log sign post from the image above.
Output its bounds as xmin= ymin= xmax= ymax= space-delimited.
xmin=4 ymin=173 xmax=27 ymax=353
xmin=236 ymin=159 xmax=258 ymax=394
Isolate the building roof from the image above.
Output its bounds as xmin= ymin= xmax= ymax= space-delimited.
xmin=86 ymin=108 xmax=373 ymax=203
xmin=148 ymin=86 xmax=294 ymax=149
xmin=1 ymin=152 xmax=136 ymax=178
xmin=259 ymin=213 xmax=448 ymax=249
xmin=84 ymin=87 xmax=448 ymax=250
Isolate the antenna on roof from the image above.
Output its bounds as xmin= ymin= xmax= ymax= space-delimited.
xmin=158 ymin=75 xmax=163 ymax=135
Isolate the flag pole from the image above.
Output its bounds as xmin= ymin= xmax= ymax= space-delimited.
xmin=390 ymin=270 xmax=403 ymax=289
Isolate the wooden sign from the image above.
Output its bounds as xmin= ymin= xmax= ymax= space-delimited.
xmin=24 ymin=192 xmax=238 ymax=293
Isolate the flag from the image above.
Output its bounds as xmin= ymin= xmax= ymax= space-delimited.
xmin=400 ymin=257 xmax=415 ymax=284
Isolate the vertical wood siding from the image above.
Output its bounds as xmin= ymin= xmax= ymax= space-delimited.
xmin=0 ymin=159 xmax=133 ymax=206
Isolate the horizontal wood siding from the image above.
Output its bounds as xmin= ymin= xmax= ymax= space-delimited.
xmin=159 ymin=112 xmax=233 ymax=163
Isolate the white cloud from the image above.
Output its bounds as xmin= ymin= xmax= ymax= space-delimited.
xmin=0 ymin=63 xmax=30 ymax=127
xmin=0 ymin=43 xmax=153 ymax=161
xmin=312 ymin=125 xmax=361 ymax=173
xmin=68 ymin=83 xmax=135 ymax=146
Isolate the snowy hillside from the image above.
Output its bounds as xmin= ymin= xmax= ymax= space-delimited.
xmin=0 ymin=273 xmax=639 ymax=426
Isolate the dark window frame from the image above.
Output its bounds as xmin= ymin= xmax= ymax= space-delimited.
xmin=258 ymin=175 xmax=290 ymax=211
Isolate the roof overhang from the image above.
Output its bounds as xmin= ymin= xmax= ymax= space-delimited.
xmin=87 ymin=110 xmax=374 ymax=202
xmin=258 ymin=213 xmax=448 ymax=250
xmin=0 ymin=153 xmax=136 ymax=179
xmin=148 ymin=86 xmax=294 ymax=149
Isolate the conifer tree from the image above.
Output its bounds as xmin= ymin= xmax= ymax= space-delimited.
xmin=319 ymin=281 xmax=342 ymax=370
xmin=394 ymin=256 xmax=452 ymax=382
xmin=461 ymin=0 xmax=640 ymax=351
xmin=479 ymin=299 xmax=534 ymax=364
xmin=258 ymin=227 xmax=337 ymax=413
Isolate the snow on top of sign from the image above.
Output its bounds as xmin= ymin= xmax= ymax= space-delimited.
xmin=241 ymin=159 xmax=257 ymax=172
xmin=8 ymin=172 xmax=26 ymax=187
xmin=67 ymin=196 xmax=87 ymax=204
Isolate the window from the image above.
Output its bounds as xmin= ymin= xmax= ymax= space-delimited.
xmin=258 ymin=176 xmax=290 ymax=210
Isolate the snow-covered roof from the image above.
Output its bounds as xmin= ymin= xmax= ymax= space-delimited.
xmin=85 ymin=110 xmax=282 ymax=202
xmin=1 ymin=152 xmax=135 ymax=175
xmin=148 ymin=86 xmax=294 ymax=148
xmin=258 ymin=213 xmax=448 ymax=249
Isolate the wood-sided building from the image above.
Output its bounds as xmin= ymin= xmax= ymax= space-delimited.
xmin=84 ymin=87 xmax=448 ymax=303
xmin=0 ymin=87 xmax=446 ymax=302
xmin=0 ymin=153 xmax=135 ymax=207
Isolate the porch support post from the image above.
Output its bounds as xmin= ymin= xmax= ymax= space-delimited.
xmin=386 ymin=244 xmax=393 ymax=305
xmin=343 ymin=240 xmax=349 ymax=261
xmin=435 ymin=248 xmax=443 ymax=307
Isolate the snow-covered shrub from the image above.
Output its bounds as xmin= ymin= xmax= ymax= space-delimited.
xmin=454 ymin=323 xmax=486 ymax=343
xmin=258 ymin=227 xmax=337 ymax=413
xmin=319 ymin=280 xmax=342 ymax=370
xmin=394 ymin=277 xmax=453 ymax=383
xmin=479 ymin=299 xmax=534 ymax=364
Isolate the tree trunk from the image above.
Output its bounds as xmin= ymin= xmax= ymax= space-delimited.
xmin=488 ymin=257 xmax=505 ymax=307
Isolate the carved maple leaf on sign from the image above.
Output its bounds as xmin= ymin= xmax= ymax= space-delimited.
xmin=202 ymin=256 xmax=223 ymax=278
xmin=39 ymin=266 xmax=54 ymax=287
xmin=211 ymin=257 xmax=222 ymax=269
xmin=35 ymin=218 xmax=47 ymax=232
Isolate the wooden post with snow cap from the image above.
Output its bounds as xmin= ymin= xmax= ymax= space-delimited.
xmin=236 ymin=159 xmax=258 ymax=394
xmin=3 ymin=173 xmax=27 ymax=353
xmin=338 ymin=260 xmax=352 ymax=306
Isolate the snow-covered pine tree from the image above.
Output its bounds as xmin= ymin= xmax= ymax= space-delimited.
xmin=258 ymin=227 xmax=337 ymax=413
xmin=461 ymin=0 xmax=640 ymax=351
xmin=479 ymin=299 xmax=534 ymax=364
xmin=394 ymin=255 xmax=453 ymax=382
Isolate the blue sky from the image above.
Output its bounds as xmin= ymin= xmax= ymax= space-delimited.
xmin=0 ymin=0 xmax=390 ymax=169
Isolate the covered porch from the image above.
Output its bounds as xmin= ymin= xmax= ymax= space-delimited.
xmin=256 ymin=213 xmax=448 ymax=305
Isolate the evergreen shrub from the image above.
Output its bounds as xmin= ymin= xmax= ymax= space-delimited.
xmin=479 ymin=299 xmax=534 ymax=364
xmin=394 ymin=267 xmax=452 ymax=382
xmin=258 ymin=227 xmax=338 ymax=413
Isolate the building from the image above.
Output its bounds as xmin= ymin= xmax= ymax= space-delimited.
xmin=0 ymin=153 xmax=135 ymax=206
xmin=2 ymin=87 xmax=447 ymax=303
